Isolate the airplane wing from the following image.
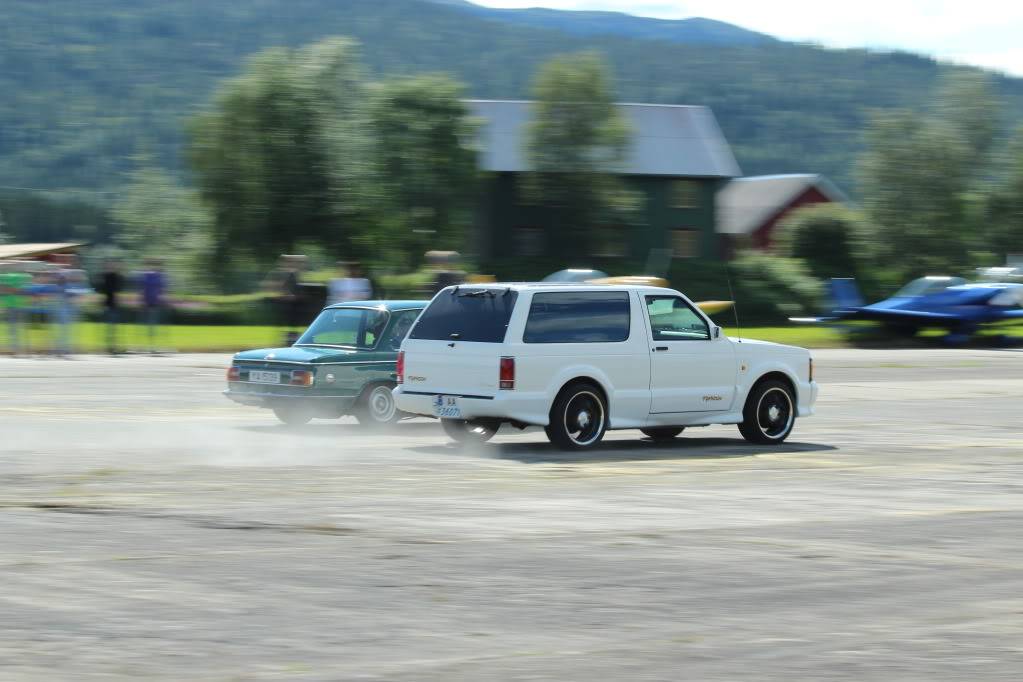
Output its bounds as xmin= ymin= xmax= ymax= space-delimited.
xmin=854 ymin=305 xmax=1023 ymax=324
xmin=840 ymin=308 xmax=959 ymax=322
xmin=788 ymin=307 xmax=958 ymax=325
xmin=589 ymin=275 xmax=669 ymax=287
xmin=996 ymin=309 xmax=1023 ymax=320
xmin=789 ymin=316 xmax=840 ymax=323
xmin=695 ymin=300 xmax=733 ymax=316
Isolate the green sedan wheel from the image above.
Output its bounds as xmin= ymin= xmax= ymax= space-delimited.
xmin=273 ymin=405 xmax=312 ymax=427
xmin=355 ymin=383 xmax=400 ymax=427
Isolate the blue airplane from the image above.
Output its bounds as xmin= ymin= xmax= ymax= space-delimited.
xmin=791 ymin=273 xmax=1023 ymax=343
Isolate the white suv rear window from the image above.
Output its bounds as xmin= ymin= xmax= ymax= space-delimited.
xmin=409 ymin=288 xmax=518 ymax=343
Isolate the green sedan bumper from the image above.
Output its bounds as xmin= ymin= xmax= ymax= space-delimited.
xmin=223 ymin=386 xmax=359 ymax=417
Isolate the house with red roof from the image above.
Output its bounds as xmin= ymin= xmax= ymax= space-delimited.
xmin=716 ymin=174 xmax=848 ymax=253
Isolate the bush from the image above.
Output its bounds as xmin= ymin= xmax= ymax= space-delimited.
xmin=666 ymin=256 xmax=822 ymax=325
xmin=774 ymin=204 xmax=876 ymax=281
xmin=81 ymin=295 xmax=280 ymax=326
xmin=727 ymin=252 xmax=824 ymax=324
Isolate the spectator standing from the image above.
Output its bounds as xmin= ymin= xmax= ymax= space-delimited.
xmin=25 ymin=268 xmax=60 ymax=356
xmin=326 ymin=261 xmax=348 ymax=306
xmin=97 ymin=260 xmax=124 ymax=355
xmin=0 ymin=263 xmax=31 ymax=354
xmin=140 ymin=259 xmax=168 ymax=354
xmin=426 ymin=251 xmax=466 ymax=295
xmin=53 ymin=254 xmax=90 ymax=357
xmin=270 ymin=255 xmax=306 ymax=345
xmin=329 ymin=260 xmax=373 ymax=304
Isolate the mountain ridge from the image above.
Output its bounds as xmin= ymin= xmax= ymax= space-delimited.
xmin=424 ymin=1 xmax=777 ymax=46
xmin=0 ymin=0 xmax=1020 ymax=197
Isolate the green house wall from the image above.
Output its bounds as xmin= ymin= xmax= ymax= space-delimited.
xmin=476 ymin=173 xmax=727 ymax=278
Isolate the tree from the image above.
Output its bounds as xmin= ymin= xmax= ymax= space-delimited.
xmin=932 ymin=71 xmax=1000 ymax=166
xmin=858 ymin=73 xmax=1004 ymax=281
xmin=774 ymin=204 xmax=877 ymax=281
xmin=987 ymin=126 xmax=1023 ymax=261
xmin=858 ymin=109 xmax=974 ymax=279
xmin=524 ymin=52 xmax=637 ymax=250
xmin=111 ymin=167 xmax=213 ymax=291
xmin=366 ymin=74 xmax=479 ymax=269
xmin=187 ymin=38 xmax=369 ymax=284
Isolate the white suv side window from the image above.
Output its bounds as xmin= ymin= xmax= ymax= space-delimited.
xmin=523 ymin=291 xmax=631 ymax=343
xmin=646 ymin=296 xmax=710 ymax=341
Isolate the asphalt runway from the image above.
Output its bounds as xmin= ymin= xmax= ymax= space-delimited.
xmin=1 ymin=349 xmax=1021 ymax=680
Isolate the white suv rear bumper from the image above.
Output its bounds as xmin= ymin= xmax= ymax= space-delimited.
xmin=394 ymin=387 xmax=551 ymax=426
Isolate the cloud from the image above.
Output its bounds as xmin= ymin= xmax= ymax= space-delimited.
xmin=471 ymin=0 xmax=1023 ymax=75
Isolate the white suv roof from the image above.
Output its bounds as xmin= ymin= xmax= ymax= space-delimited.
xmin=447 ymin=282 xmax=678 ymax=294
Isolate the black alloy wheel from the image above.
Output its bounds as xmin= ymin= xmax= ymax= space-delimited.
xmin=738 ymin=379 xmax=795 ymax=445
xmin=545 ymin=382 xmax=608 ymax=451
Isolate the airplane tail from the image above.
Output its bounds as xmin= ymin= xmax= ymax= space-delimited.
xmin=829 ymin=278 xmax=864 ymax=312
xmin=789 ymin=277 xmax=865 ymax=324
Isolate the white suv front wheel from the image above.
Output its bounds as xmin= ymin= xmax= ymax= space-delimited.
xmin=738 ymin=379 xmax=796 ymax=445
xmin=545 ymin=382 xmax=608 ymax=451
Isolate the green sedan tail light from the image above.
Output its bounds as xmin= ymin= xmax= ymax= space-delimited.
xmin=290 ymin=370 xmax=314 ymax=387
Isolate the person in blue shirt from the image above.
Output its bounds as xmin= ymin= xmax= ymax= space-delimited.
xmin=139 ymin=258 xmax=168 ymax=354
xmin=53 ymin=254 xmax=91 ymax=357
xmin=24 ymin=268 xmax=60 ymax=355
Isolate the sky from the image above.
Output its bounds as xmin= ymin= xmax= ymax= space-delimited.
xmin=471 ymin=0 xmax=1023 ymax=77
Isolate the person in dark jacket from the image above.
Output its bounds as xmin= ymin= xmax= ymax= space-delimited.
xmin=266 ymin=254 xmax=307 ymax=346
xmin=96 ymin=260 xmax=124 ymax=355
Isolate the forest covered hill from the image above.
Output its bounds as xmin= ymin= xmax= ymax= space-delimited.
xmin=2 ymin=0 xmax=1022 ymax=196
xmin=424 ymin=0 xmax=777 ymax=45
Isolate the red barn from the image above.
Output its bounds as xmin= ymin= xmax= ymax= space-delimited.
xmin=716 ymin=174 xmax=848 ymax=253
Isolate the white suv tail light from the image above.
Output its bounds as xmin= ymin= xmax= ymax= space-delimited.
xmin=499 ymin=357 xmax=515 ymax=390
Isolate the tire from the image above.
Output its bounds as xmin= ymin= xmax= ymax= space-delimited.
xmin=883 ymin=322 xmax=919 ymax=338
xmin=273 ymin=405 xmax=312 ymax=426
xmin=738 ymin=379 xmax=796 ymax=445
xmin=354 ymin=383 xmax=400 ymax=427
xmin=441 ymin=418 xmax=500 ymax=443
xmin=545 ymin=382 xmax=608 ymax=451
xmin=640 ymin=427 xmax=685 ymax=442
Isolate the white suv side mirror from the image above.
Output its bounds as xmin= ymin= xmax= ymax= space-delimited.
xmin=712 ymin=325 xmax=721 ymax=339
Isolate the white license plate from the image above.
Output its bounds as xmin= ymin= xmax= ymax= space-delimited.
xmin=432 ymin=395 xmax=462 ymax=419
xmin=249 ymin=370 xmax=281 ymax=384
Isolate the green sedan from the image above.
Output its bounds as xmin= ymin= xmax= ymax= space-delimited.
xmin=225 ymin=301 xmax=426 ymax=426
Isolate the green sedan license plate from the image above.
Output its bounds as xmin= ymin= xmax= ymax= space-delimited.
xmin=249 ymin=370 xmax=281 ymax=384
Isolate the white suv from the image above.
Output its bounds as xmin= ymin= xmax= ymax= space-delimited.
xmin=394 ymin=284 xmax=817 ymax=450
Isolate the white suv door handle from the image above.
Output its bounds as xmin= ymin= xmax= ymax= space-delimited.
xmin=653 ymin=346 xmax=668 ymax=352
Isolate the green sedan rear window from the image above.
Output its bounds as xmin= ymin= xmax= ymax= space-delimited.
xmin=296 ymin=308 xmax=389 ymax=349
